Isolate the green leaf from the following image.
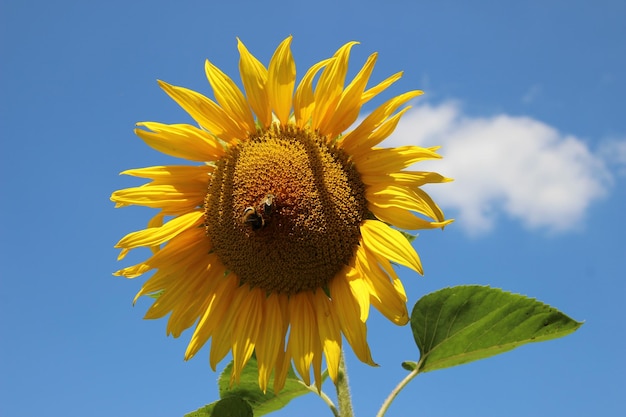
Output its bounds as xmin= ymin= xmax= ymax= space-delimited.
xmin=185 ymin=356 xmax=325 ymax=417
xmin=399 ymin=230 xmax=418 ymax=243
xmin=184 ymin=404 xmax=214 ymax=417
xmin=211 ymin=397 xmax=253 ymax=417
xmin=184 ymin=397 xmax=253 ymax=417
xmin=410 ymin=285 xmax=583 ymax=372
xmin=217 ymin=356 xmax=321 ymax=417
xmin=148 ymin=290 xmax=164 ymax=299
xmin=401 ymin=361 xmax=418 ymax=371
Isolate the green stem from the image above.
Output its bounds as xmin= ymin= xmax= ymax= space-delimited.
xmin=376 ymin=365 xmax=420 ymax=417
xmin=314 ymin=388 xmax=340 ymax=417
xmin=335 ymin=351 xmax=355 ymax=417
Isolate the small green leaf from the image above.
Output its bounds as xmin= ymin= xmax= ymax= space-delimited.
xmin=148 ymin=290 xmax=164 ymax=300
xmin=401 ymin=361 xmax=418 ymax=371
xmin=411 ymin=285 xmax=583 ymax=372
xmin=217 ymin=356 xmax=321 ymax=416
xmin=399 ymin=230 xmax=418 ymax=243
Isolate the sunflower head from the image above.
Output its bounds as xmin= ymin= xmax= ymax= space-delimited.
xmin=112 ymin=36 xmax=452 ymax=393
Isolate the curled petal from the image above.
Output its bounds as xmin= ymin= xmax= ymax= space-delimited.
xmin=360 ymin=219 xmax=423 ymax=274
xmin=353 ymin=145 xmax=443 ymax=174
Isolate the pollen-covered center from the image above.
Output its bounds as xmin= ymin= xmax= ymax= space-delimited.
xmin=204 ymin=125 xmax=367 ymax=294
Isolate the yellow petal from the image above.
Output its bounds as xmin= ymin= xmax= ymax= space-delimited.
xmin=144 ymin=261 xmax=210 ymax=322
xmin=158 ymin=80 xmax=245 ymax=143
xmin=137 ymin=239 xmax=217 ymax=308
xmin=367 ymin=184 xmax=443 ymax=223
xmin=231 ymin=287 xmax=264 ymax=384
xmin=345 ymin=261 xmax=370 ymax=322
xmin=312 ymin=290 xmax=342 ymax=383
xmin=355 ymin=106 xmax=411 ymax=152
xmin=268 ymin=36 xmax=296 ymax=125
xmin=273 ymin=334 xmax=290 ymax=394
xmin=115 ymin=211 xmax=203 ymax=250
xmin=185 ymin=275 xmax=238 ymax=360
xmin=116 ymin=226 xmax=207 ymax=276
xmin=311 ymin=41 xmax=358 ymax=132
xmin=255 ymin=294 xmax=285 ymax=393
xmin=330 ymin=268 xmax=376 ymax=365
xmin=360 ymin=170 xmax=452 ymax=187
xmin=375 ymin=253 xmax=408 ymax=303
xmin=353 ymin=145 xmax=442 ymax=175
xmin=146 ymin=212 xmax=165 ymax=228
xmin=341 ymin=90 xmax=423 ymax=153
xmin=237 ymin=38 xmax=271 ymax=128
xmin=323 ymin=52 xmax=378 ymax=139
xmin=147 ymin=212 xmax=165 ymax=254
xmin=209 ymin=280 xmax=244 ymax=370
xmin=312 ymin=332 xmax=323 ymax=393
xmin=293 ymin=58 xmax=333 ymax=128
xmin=358 ymin=247 xmax=408 ymax=325
xmin=134 ymin=122 xmax=225 ymax=161
xmin=361 ymin=71 xmax=403 ymax=103
xmin=111 ymin=183 xmax=205 ymax=215
xmin=369 ymin=203 xmax=451 ymax=231
xmin=287 ymin=292 xmax=316 ymax=385
xmin=121 ymin=165 xmax=212 ymax=184
xmin=166 ymin=258 xmax=225 ymax=337
xmin=272 ymin=295 xmax=290 ymax=394
xmin=205 ymin=59 xmax=256 ymax=133
xmin=360 ymin=219 xmax=423 ymax=274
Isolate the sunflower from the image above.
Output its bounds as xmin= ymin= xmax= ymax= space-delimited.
xmin=112 ymin=36 xmax=452 ymax=393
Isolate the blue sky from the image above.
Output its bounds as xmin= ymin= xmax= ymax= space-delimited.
xmin=1 ymin=1 xmax=624 ymax=416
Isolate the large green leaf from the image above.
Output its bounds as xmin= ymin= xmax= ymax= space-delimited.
xmin=184 ymin=403 xmax=213 ymax=417
xmin=219 ymin=357 xmax=318 ymax=416
xmin=185 ymin=356 xmax=320 ymax=417
xmin=185 ymin=397 xmax=251 ymax=417
xmin=410 ymin=285 xmax=583 ymax=372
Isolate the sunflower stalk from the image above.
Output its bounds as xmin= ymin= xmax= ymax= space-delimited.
xmin=309 ymin=386 xmax=340 ymax=417
xmin=335 ymin=351 xmax=355 ymax=417
xmin=376 ymin=362 xmax=421 ymax=417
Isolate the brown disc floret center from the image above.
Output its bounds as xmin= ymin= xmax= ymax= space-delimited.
xmin=204 ymin=125 xmax=367 ymax=294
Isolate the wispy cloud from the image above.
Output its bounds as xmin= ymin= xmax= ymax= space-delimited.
xmin=382 ymin=102 xmax=616 ymax=236
xmin=598 ymin=138 xmax=626 ymax=176
xmin=521 ymin=84 xmax=542 ymax=104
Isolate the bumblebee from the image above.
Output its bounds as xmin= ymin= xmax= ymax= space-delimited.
xmin=241 ymin=193 xmax=277 ymax=231
xmin=242 ymin=206 xmax=264 ymax=230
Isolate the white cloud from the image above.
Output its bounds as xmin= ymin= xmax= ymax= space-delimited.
xmin=381 ymin=102 xmax=615 ymax=236
xmin=598 ymin=139 xmax=626 ymax=176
